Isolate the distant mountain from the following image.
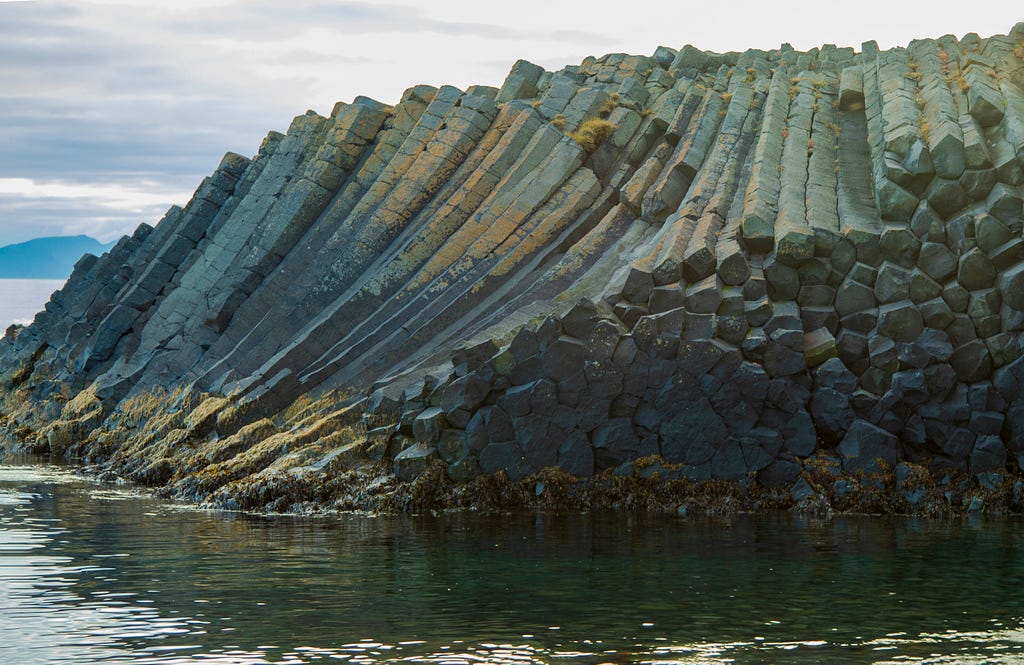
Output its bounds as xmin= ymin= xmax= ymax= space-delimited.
xmin=0 ymin=235 xmax=115 ymax=279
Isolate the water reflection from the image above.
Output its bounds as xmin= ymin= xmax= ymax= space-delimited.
xmin=2 ymin=462 xmax=1024 ymax=664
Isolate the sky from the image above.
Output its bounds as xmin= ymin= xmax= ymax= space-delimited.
xmin=0 ymin=0 xmax=1020 ymax=247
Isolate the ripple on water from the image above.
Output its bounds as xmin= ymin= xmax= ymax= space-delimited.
xmin=3 ymin=461 xmax=1024 ymax=664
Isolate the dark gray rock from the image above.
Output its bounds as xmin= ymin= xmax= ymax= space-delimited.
xmin=437 ymin=429 xmax=471 ymax=465
xmin=498 ymin=383 xmax=533 ymax=418
xmin=815 ymin=357 xmax=857 ymax=392
xmin=412 ymin=407 xmax=446 ymax=445
xmin=515 ymin=413 xmax=558 ymax=470
xmin=658 ymin=394 xmax=725 ymax=465
xmin=528 ymin=378 xmax=559 ymax=416
xmin=711 ymin=440 xmax=749 ymax=480
xmin=758 ymin=456 xmax=802 ymax=488
xmin=648 ymin=284 xmax=684 ymax=313
xmin=836 ymin=279 xmax=876 ymax=317
xmin=479 ymin=441 xmax=530 ymax=480
xmin=557 ymin=431 xmax=593 ymax=477
xmin=592 ymin=418 xmax=640 ymax=470
xmin=958 ymin=248 xmax=997 ymax=290
xmin=562 ymin=298 xmax=603 ymax=339
xmin=908 ymin=269 xmax=942 ymax=304
xmin=485 ymin=405 xmax=515 ymax=442
xmin=448 ymin=456 xmax=481 ymax=482
xmin=918 ymin=297 xmax=954 ymax=329
xmin=394 ymin=443 xmax=438 ymax=481
xmin=776 ymin=408 xmax=816 ymax=457
xmin=684 ymin=275 xmax=724 ymax=314
xmin=925 ymin=177 xmax=967 ymax=217
xmin=971 ymin=435 xmax=1006 ymax=474
xmin=810 ymin=387 xmax=854 ymax=443
xmin=942 ymin=428 xmax=976 ymax=461
xmin=838 ymin=419 xmax=900 ymax=474
xmin=976 ymin=213 xmax=1013 ymax=253
xmin=949 ymin=339 xmax=994 ymax=383
xmin=879 ymin=226 xmax=921 ymax=267
xmin=441 ymin=374 xmax=491 ymax=416
xmin=969 ymin=411 xmax=1004 ymax=435
xmin=917 ymin=242 xmax=957 ymax=281
xmin=874 ymin=263 xmax=912 ymax=304
xmin=889 ymin=369 xmax=929 ymax=406
xmin=790 ymin=476 xmax=818 ymax=501
xmin=542 ymin=335 xmax=586 ymax=381
xmin=1000 ymin=264 xmax=1024 ymax=311
xmin=987 ymin=183 xmax=1022 ymax=224
xmin=877 ymin=301 xmax=924 ymax=342
xmin=942 ymin=283 xmax=970 ymax=313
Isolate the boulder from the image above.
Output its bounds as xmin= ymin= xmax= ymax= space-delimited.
xmin=542 ymin=336 xmax=586 ymax=381
xmin=394 ymin=444 xmax=438 ymax=481
xmin=810 ymin=387 xmax=854 ymax=442
xmin=957 ymin=248 xmax=996 ymax=290
xmin=949 ymin=339 xmax=994 ymax=383
xmin=803 ymin=328 xmax=837 ymax=367
xmin=479 ymin=441 xmax=529 ymax=479
xmin=592 ymin=418 xmax=640 ymax=470
xmin=838 ymin=420 xmax=900 ymax=474
xmin=558 ymin=432 xmax=594 ymax=477
xmin=412 ymin=407 xmax=446 ymax=444
xmin=970 ymin=435 xmax=1006 ymax=474
xmin=877 ymin=301 xmax=923 ymax=342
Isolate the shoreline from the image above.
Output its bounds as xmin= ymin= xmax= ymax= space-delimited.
xmin=4 ymin=433 xmax=1022 ymax=518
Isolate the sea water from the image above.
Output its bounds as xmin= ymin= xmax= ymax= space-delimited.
xmin=0 ymin=278 xmax=64 ymax=329
xmin=2 ymin=459 xmax=1024 ymax=664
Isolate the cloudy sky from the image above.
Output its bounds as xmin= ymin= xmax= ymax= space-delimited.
xmin=0 ymin=0 xmax=1020 ymax=247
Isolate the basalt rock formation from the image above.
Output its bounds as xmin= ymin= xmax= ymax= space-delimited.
xmin=3 ymin=26 xmax=1024 ymax=513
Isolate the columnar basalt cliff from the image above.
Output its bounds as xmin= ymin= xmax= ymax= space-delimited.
xmin=3 ymin=26 xmax=1024 ymax=514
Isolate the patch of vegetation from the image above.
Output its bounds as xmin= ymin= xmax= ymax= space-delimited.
xmin=569 ymin=118 xmax=616 ymax=154
xmin=597 ymin=93 xmax=620 ymax=119
xmin=957 ymin=71 xmax=970 ymax=93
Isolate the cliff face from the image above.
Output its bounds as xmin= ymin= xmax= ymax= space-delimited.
xmin=3 ymin=26 xmax=1024 ymax=513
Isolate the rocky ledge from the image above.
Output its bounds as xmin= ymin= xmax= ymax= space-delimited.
xmin=3 ymin=26 xmax=1024 ymax=516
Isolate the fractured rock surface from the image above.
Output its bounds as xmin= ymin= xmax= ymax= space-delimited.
xmin=3 ymin=25 xmax=1024 ymax=510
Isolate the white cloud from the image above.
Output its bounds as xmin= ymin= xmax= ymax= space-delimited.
xmin=0 ymin=177 xmax=192 ymax=213
xmin=0 ymin=177 xmax=195 ymax=244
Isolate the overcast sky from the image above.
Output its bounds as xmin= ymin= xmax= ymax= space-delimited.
xmin=0 ymin=0 xmax=1020 ymax=247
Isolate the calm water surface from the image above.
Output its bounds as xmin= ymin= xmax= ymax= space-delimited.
xmin=0 ymin=278 xmax=64 ymax=329
xmin=2 ymin=460 xmax=1024 ymax=664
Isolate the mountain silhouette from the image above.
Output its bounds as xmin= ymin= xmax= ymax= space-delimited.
xmin=0 ymin=235 xmax=115 ymax=279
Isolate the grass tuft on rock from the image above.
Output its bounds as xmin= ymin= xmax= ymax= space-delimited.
xmin=569 ymin=118 xmax=615 ymax=154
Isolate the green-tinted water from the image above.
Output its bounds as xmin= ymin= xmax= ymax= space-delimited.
xmin=2 ymin=461 xmax=1023 ymax=664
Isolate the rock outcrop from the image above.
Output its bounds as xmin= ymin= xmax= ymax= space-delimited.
xmin=3 ymin=26 xmax=1024 ymax=514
